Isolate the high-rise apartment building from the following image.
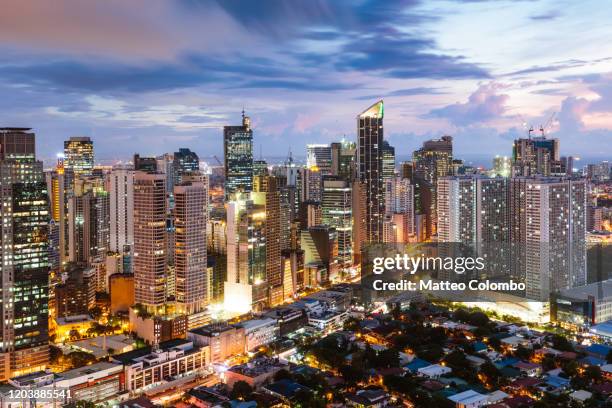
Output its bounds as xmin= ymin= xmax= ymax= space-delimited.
xmin=521 ymin=178 xmax=586 ymax=301
xmin=133 ymin=172 xmax=167 ymax=314
xmin=68 ymin=178 xmax=109 ymax=264
xmin=224 ymin=112 xmax=253 ymax=200
xmin=357 ymin=100 xmax=385 ymax=243
xmin=174 ymin=175 xmax=208 ymax=323
xmin=0 ymin=128 xmax=50 ymax=379
xmin=109 ymin=166 xmax=134 ymax=252
xmin=64 ymin=136 xmax=94 ymax=177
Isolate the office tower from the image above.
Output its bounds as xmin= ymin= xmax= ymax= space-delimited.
xmin=253 ymin=177 xmax=282 ymax=307
xmin=133 ymin=154 xmax=158 ymax=173
xmin=253 ymin=160 xmax=268 ymax=176
xmin=400 ymin=161 xmax=414 ymax=180
xmin=174 ymin=175 xmax=208 ymax=323
xmin=0 ymin=128 xmax=49 ymax=379
xmin=224 ymin=111 xmax=253 ymax=200
xmin=331 ymin=140 xmax=357 ymax=180
xmin=278 ymin=150 xmax=299 ymax=187
xmin=351 ymin=180 xmax=367 ymax=263
xmin=109 ymin=166 xmax=135 ymax=252
xmin=45 ymin=158 xmax=71 ymax=267
xmin=64 ymin=136 xmax=94 ymax=177
xmin=306 ymin=144 xmax=333 ymax=175
xmin=67 ymin=178 xmax=109 ymax=264
xmin=225 ymin=194 xmax=267 ymax=313
xmin=173 ymin=148 xmax=199 ymax=185
xmin=207 ymin=207 xmax=227 ymax=304
xmin=512 ymin=136 xmax=560 ymax=176
xmin=357 ymin=100 xmax=385 ymax=243
xmin=413 ymin=135 xmax=453 ymax=237
xmin=322 ymin=176 xmax=353 ymax=269
xmin=133 ymin=172 xmax=167 ymax=314
xmin=253 ymin=160 xmax=269 ymax=192
xmin=156 ymin=153 xmax=174 ymax=194
xmin=513 ymin=177 xmax=586 ymax=302
xmin=300 ymin=166 xmax=322 ymax=202
xmin=492 ymin=155 xmax=512 ymax=177
xmin=382 ymin=141 xmax=395 ymax=180
xmin=301 ymin=226 xmax=339 ymax=285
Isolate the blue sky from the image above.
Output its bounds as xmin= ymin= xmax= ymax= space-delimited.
xmin=2 ymin=0 xmax=612 ymax=165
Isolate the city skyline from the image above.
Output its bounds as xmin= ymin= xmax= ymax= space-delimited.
xmin=3 ymin=0 xmax=612 ymax=164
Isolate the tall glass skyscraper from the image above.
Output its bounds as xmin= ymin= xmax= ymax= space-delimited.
xmin=0 ymin=128 xmax=50 ymax=379
xmin=357 ymin=100 xmax=385 ymax=243
xmin=224 ymin=112 xmax=253 ymax=200
xmin=64 ymin=136 xmax=94 ymax=177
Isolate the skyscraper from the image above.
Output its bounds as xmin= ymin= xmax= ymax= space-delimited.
xmin=520 ymin=178 xmax=586 ymax=301
xmin=322 ymin=177 xmax=353 ymax=270
xmin=0 ymin=128 xmax=50 ymax=379
xmin=133 ymin=172 xmax=167 ymax=314
xmin=331 ymin=140 xmax=356 ymax=180
xmin=413 ymin=135 xmax=453 ymax=237
xmin=174 ymin=175 xmax=208 ymax=324
xmin=64 ymin=136 xmax=94 ymax=177
xmin=357 ymin=100 xmax=385 ymax=243
xmin=109 ymin=166 xmax=135 ymax=252
xmin=512 ymin=136 xmax=560 ymax=176
xmin=224 ymin=112 xmax=253 ymax=200
xmin=382 ymin=140 xmax=395 ymax=180
xmin=68 ymin=177 xmax=109 ymax=264
xmin=173 ymin=148 xmax=200 ymax=186
xmin=306 ymin=144 xmax=333 ymax=175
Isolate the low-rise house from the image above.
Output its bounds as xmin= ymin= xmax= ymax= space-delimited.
xmin=262 ymin=379 xmax=311 ymax=404
xmin=569 ymin=390 xmax=593 ymax=404
xmin=345 ymin=389 xmax=390 ymax=408
xmin=466 ymin=355 xmax=486 ymax=368
xmin=487 ymin=390 xmax=509 ymax=405
xmin=417 ymin=364 xmax=452 ymax=379
xmin=448 ymin=389 xmax=488 ymax=408
xmin=513 ymin=361 xmax=541 ymax=377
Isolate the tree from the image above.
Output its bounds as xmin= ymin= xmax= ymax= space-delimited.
xmin=584 ymin=365 xmax=603 ymax=383
xmin=89 ymin=306 xmax=103 ymax=321
xmin=339 ymin=364 xmax=364 ymax=385
xmin=468 ymin=311 xmax=489 ymax=327
xmin=230 ymin=380 xmax=253 ymax=400
xmin=273 ymin=369 xmax=292 ymax=382
xmin=68 ymin=329 xmax=81 ymax=341
xmin=551 ymin=335 xmax=574 ymax=352
xmin=479 ymin=361 xmax=501 ymax=387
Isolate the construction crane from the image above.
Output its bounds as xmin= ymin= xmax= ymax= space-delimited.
xmin=539 ymin=112 xmax=557 ymax=137
xmin=213 ymin=155 xmax=223 ymax=167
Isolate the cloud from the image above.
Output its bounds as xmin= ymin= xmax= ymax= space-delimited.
xmin=529 ymin=11 xmax=562 ymax=21
xmin=426 ymin=83 xmax=510 ymax=126
xmin=355 ymin=87 xmax=446 ymax=100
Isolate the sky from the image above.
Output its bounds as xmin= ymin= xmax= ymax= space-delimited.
xmin=2 ymin=0 xmax=612 ymax=166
